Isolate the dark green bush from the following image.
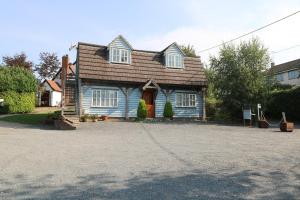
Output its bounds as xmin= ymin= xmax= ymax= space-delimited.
xmin=266 ymin=87 xmax=300 ymax=121
xmin=163 ymin=101 xmax=174 ymax=118
xmin=137 ymin=99 xmax=147 ymax=120
xmin=0 ymin=66 xmax=37 ymax=93
xmin=0 ymin=91 xmax=35 ymax=113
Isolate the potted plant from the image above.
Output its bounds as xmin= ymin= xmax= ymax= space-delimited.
xmin=101 ymin=115 xmax=109 ymax=121
xmin=80 ymin=114 xmax=89 ymax=122
xmin=90 ymin=114 xmax=98 ymax=122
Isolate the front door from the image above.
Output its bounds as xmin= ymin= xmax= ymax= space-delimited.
xmin=142 ymin=90 xmax=155 ymax=118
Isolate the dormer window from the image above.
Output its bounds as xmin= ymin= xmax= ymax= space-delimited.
xmin=167 ymin=54 xmax=183 ymax=68
xmin=163 ymin=42 xmax=185 ymax=69
xmin=108 ymin=35 xmax=132 ymax=64
xmin=111 ymin=48 xmax=129 ymax=64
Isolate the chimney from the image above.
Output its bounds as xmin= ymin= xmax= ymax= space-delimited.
xmin=271 ymin=62 xmax=275 ymax=67
xmin=61 ymin=55 xmax=69 ymax=109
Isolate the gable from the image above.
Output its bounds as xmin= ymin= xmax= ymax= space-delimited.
xmin=108 ymin=35 xmax=132 ymax=50
xmin=164 ymin=43 xmax=185 ymax=68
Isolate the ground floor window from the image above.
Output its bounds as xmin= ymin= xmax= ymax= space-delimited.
xmin=176 ymin=93 xmax=196 ymax=107
xmin=92 ymin=89 xmax=118 ymax=107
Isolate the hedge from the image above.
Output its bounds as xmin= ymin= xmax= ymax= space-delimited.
xmin=0 ymin=91 xmax=35 ymax=113
xmin=137 ymin=99 xmax=147 ymax=120
xmin=0 ymin=66 xmax=36 ymax=93
xmin=266 ymin=87 xmax=300 ymax=121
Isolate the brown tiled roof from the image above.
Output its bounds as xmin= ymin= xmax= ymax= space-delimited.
xmin=268 ymin=58 xmax=300 ymax=74
xmin=46 ymin=80 xmax=62 ymax=92
xmin=77 ymin=42 xmax=207 ymax=87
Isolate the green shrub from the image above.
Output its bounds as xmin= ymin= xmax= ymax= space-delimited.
xmin=0 ymin=66 xmax=37 ymax=93
xmin=163 ymin=101 xmax=174 ymax=118
xmin=0 ymin=91 xmax=35 ymax=113
xmin=137 ymin=99 xmax=147 ymax=120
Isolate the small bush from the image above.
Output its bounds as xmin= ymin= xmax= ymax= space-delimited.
xmin=80 ymin=114 xmax=89 ymax=122
xmin=163 ymin=101 xmax=174 ymax=118
xmin=0 ymin=91 xmax=35 ymax=113
xmin=90 ymin=114 xmax=98 ymax=122
xmin=137 ymin=99 xmax=147 ymax=120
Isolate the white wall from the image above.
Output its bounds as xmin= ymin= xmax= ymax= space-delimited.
xmin=51 ymin=91 xmax=62 ymax=107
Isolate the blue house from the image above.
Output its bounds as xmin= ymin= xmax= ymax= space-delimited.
xmin=62 ymin=35 xmax=207 ymax=119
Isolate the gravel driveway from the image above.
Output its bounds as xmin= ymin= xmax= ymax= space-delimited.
xmin=0 ymin=121 xmax=299 ymax=199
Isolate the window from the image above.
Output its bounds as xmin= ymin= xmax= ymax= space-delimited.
xmin=176 ymin=93 xmax=197 ymax=107
xmin=92 ymin=89 xmax=118 ymax=107
xmin=111 ymin=48 xmax=129 ymax=64
xmin=167 ymin=54 xmax=183 ymax=68
xmin=288 ymin=70 xmax=299 ymax=80
xmin=276 ymin=74 xmax=284 ymax=82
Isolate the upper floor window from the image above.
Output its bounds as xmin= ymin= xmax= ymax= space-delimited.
xmin=176 ymin=93 xmax=196 ymax=107
xmin=167 ymin=54 xmax=183 ymax=68
xmin=288 ymin=70 xmax=299 ymax=80
xmin=111 ymin=48 xmax=129 ymax=64
xmin=276 ymin=74 xmax=284 ymax=82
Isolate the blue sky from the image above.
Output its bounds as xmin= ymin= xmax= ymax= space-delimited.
xmin=0 ymin=0 xmax=299 ymax=65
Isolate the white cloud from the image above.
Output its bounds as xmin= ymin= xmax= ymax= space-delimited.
xmin=133 ymin=1 xmax=300 ymax=65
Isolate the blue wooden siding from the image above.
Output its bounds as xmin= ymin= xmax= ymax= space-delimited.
xmin=81 ymin=85 xmax=126 ymax=117
xmin=128 ymin=88 xmax=141 ymax=117
xmin=156 ymin=90 xmax=203 ymax=118
xmin=81 ymin=85 xmax=203 ymax=118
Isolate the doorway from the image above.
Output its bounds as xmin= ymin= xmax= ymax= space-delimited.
xmin=142 ymin=90 xmax=155 ymax=118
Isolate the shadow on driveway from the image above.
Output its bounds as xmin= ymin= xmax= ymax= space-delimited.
xmin=1 ymin=169 xmax=300 ymax=200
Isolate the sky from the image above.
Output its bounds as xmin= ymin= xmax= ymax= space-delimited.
xmin=0 ymin=0 xmax=299 ymax=67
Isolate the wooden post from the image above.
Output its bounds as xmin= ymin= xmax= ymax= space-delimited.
xmin=201 ymin=88 xmax=206 ymax=121
xmin=120 ymin=87 xmax=132 ymax=120
xmin=77 ymin=78 xmax=82 ymax=116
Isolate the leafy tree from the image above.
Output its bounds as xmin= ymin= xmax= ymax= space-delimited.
xmin=2 ymin=52 xmax=33 ymax=71
xmin=209 ymin=38 xmax=270 ymax=120
xmin=137 ymin=99 xmax=147 ymax=120
xmin=0 ymin=66 xmax=37 ymax=113
xmin=35 ymin=52 xmax=60 ymax=80
xmin=180 ymin=44 xmax=197 ymax=57
xmin=0 ymin=66 xmax=37 ymax=93
xmin=163 ymin=101 xmax=174 ymax=118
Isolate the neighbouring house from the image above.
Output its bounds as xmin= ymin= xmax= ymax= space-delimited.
xmin=62 ymin=35 xmax=207 ymax=119
xmin=268 ymin=58 xmax=300 ymax=86
xmin=38 ymin=63 xmax=76 ymax=107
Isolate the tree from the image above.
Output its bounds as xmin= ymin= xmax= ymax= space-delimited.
xmin=0 ymin=66 xmax=37 ymax=113
xmin=209 ymin=38 xmax=270 ymax=120
xmin=35 ymin=52 xmax=60 ymax=80
xmin=2 ymin=52 xmax=33 ymax=71
xmin=180 ymin=44 xmax=197 ymax=57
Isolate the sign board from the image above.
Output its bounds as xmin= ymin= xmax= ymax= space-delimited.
xmin=0 ymin=99 xmax=4 ymax=106
xmin=243 ymin=109 xmax=252 ymax=120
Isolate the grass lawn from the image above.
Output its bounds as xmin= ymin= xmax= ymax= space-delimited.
xmin=0 ymin=113 xmax=50 ymax=125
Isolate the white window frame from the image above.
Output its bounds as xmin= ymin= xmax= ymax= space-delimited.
xmin=166 ymin=54 xmax=183 ymax=68
xmin=288 ymin=70 xmax=299 ymax=80
xmin=91 ymin=89 xmax=118 ymax=108
xmin=111 ymin=48 xmax=130 ymax=64
xmin=175 ymin=93 xmax=197 ymax=108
